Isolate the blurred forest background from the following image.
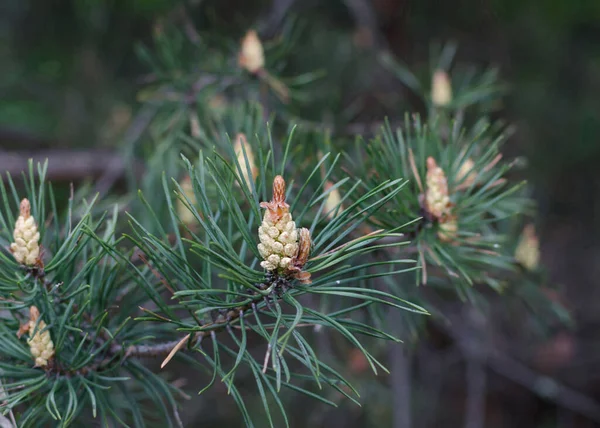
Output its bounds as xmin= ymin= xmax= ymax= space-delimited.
xmin=2 ymin=0 xmax=600 ymax=427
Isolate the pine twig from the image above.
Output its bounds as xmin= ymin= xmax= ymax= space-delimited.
xmin=0 ymin=150 xmax=145 ymax=183
xmin=120 ymin=341 xmax=186 ymax=358
xmin=387 ymin=309 xmax=412 ymax=428
xmin=465 ymin=358 xmax=486 ymax=428
xmin=462 ymin=308 xmax=488 ymax=428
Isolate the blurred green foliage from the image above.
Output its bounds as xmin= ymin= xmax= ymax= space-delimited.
xmin=3 ymin=0 xmax=600 ymax=175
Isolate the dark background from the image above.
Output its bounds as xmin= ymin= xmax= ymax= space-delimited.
xmin=2 ymin=1 xmax=600 ymax=427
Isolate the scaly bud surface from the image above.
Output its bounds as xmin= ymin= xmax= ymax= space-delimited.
xmin=258 ymin=176 xmax=298 ymax=272
xmin=425 ymin=157 xmax=451 ymax=220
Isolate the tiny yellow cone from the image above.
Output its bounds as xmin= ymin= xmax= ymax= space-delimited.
xmin=25 ymin=306 xmax=54 ymax=367
xmin=425 ymin=157 xmax=451 ymax=220
xmin=438 ymin=216 xmax=458 ymax=243
xmin=258 ymin=176 xmax=298 ymax=272
xmin=457 ymin=158 xmax=477 ymax=187
xmin=176 ymin=176 xmax=197 ymax=227
xmin=515 ymin=224 xmax=540 ymax=271
xmin=323 ymin=181 xmax=343 ymax=219
xmin=432 ymin=70 xmax=452 ymax=107
xmin=10 ymin=199 xmax=40 ymax=266
xmin=233 ymin=133 xmax=258 ymax=192
xmin=238 ymin=30 xmax=264 ymax=74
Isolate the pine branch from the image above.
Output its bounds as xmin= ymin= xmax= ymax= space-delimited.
xmin=0 ymin=150 xmax=144 ymax=182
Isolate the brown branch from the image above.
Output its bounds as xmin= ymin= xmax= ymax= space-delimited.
xmin=0 ymin=150 xmax=144 ymax=183
xmin=436 ymin=310 xmax=600 ymax=425
xmin=118 ymin=340 xmax=186 ymax=358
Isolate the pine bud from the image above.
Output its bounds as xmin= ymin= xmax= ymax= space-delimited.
xmin=424 ymin=157 xmax=451 ymax=220
xmin=289 ymin=227 xmax=312 ymax=284
xmin=26 ymin=306 xmax=54 ymax=367
xmin=457 ymin=158 xmax=477 ymax=187
xmin=176 ymin=176 xmax=197 ymax=227
xmin=233 ymin=133 xmax=258 ymax=191
xmin=258 ymin=176 xmax=298 ymax=272
xmin=10 ymin=199 xmax=40 ymax=266
xmin=323 ymin=181 xmax=343 ymax=219
xmin=294 ymin=228 xmax=311 ymax=269
xmin=432 ymin=70 xmax=452 ymax=107
xmin=238 ymin=30 xmax=264 ymax=74
xmin=515 ymin=224 xmax=540 ymax=271
xmin=438 ymin=216 xmax=458 ymax=243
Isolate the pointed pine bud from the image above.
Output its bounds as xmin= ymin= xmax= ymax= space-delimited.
xmin=176 ymin=176 xmax=197 ymax=227
xmin=432 ymin=70 xmax=452 ymax=107
xmin=26 ymin=306 xmax=54 ymax=367
xmin=10 ymin=198 xmax=40 ymax=266
xmin=258 ymin=176 xmax=298 ymax=272
xmin=515 ymin=224 xmax=540 ymax=271
xmin=425 ymin=157 xmax=451 ymax=220
xmin=272 ymin=175 xmax=286 ymax=207
xmin=234 ymin=133 xmax=258 ymax=192
xmin=260 ymin=175 xmax=289 ymax=223
xmin=457 ymin=158 xmax=477 ymax=188
xmin=323 ymin=181 xmax=343 ymax=219
xmin=238 ymin=30 xmax=264 ymax=74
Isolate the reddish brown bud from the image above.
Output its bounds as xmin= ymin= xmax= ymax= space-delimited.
xmin=29 ymin=306 xmax=40 ymax=321
xmin=273 ymin=175 xmax=286 ymax=205
xmin=294 ymin=271 xmax=312 ymax=284
xmin=260 ymin=175 xmax=290 ymax=223
xmin=294 ymin=228 xmax=311 ymax=268
xmin=289 ymin=228 xmax=311 ymax=284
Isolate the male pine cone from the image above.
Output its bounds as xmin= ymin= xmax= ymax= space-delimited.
xmin=425 ymin=157 xmax=451 ymax=220
xmin=238 ymin=30 xmax=264 ymax=74
xmin=26 ymin=306 xmax=55 ymax=367
xmin=10 ymin=198 xmax=40 ymax=265
xmin=432 ymin=69 xmax=452 ymax=107
xmin=258 ymin=176 xmax=299 ymax=271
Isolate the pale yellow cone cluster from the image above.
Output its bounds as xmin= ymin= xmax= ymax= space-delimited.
xmin=176 ymin=176 xmax=197 ymax=227
xmin=238 ymin=30 xmax=264 ymax=74
xmin=515 ymin=224 xmax=540 ymax=271
xmin=26 ymin=306 xmax=54 ymax=367
xmin=457 ymin=158 xmax=477 ymax=187
xmin=234 ymin=133 xmax=258 ymax=192
xmin=432 ymin=70 xmax=452 ymax=107
xmin=437 ymin=216 xmax=458 ymax=242
xmin=258 ymin=176 xmax=299 ymax=272
xmin=424 ymin=157 xmax=460 ymax=243
xmin=258 ymin=211 xmax=299 ymax=271
xmin=425 ymin=157 xmax=451 ymax=219
xmin=10 ymin=199 xmax=40 ymax=266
